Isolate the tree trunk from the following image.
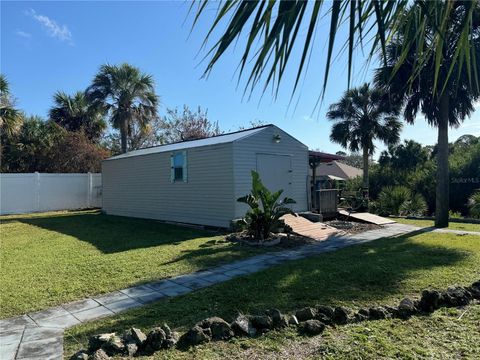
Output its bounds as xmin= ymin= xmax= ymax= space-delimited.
xmin=362 ymin=147 xmax=369 ymax=201
xmin=120 ymin=120 xmax=128 ymax=153
xmin=435 ymin=93 xmax=450 ymax=228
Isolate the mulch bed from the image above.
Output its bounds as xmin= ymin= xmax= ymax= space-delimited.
xmin=226 ymin=231 xmax=319 ymax=248
xmin=323 ymin=220 xmax=381 ymax=235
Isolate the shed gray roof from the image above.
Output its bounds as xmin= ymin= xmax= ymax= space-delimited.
xmin=107 ymin=125 xmax=272 ymax=161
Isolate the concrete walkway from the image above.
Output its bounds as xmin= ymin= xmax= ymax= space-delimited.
xmin=0 ymin=223 xmax=420 ymax=360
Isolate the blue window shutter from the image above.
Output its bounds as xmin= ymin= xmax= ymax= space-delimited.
xmin=170 ymin=153 xmax=175 ymax=183
xmin=182 ymin=150 xmax=188 ymax=182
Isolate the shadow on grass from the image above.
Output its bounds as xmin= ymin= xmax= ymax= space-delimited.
xmin=65 ymin=233 xmax=473 ymax=344
xmin=6 ymin=211 xmax=218 ymax=254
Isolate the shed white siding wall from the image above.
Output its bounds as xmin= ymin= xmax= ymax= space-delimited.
xmin=102 ymin=143 xmax=235 ymax=227
xmin=232 ymin=126 xmax=309 ymax=218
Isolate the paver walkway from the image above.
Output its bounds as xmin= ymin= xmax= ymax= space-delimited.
xmin=0 ymin=223 xmax=421 ymax=360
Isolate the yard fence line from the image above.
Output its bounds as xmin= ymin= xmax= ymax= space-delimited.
xmin=0 ymin=173 xmax=102 ymax=215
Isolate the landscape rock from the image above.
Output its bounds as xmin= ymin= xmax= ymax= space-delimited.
xmin=398 ymin=298 xmax=416 ymax=319
xmin=266 ymin=309 xmax=289 ymax=328
xmin=89 ymin=349 xmax=110 ymax=360
xmin=443 ymin=287 xmax=471 ymax=307
xmin=468 ymin=281 xmax=480 ymax=299
xmin=163 ymin=332 xmax=179 ymax=349
xmin=161 ymin=323 xmax=172 ymax=338
xmin=251 ymin=315 xmax=273 ymax=331
xmin=125 ymin=342 xmax=138 ymax=357
xmin=144 ymin=327 xmax=167 ymax=352
xmin=354 ymin=308 xmax=370 ymax=322
xmin=231 ymin=315 xmax=257 ymax=337
xmin=298 ymin=320 xmax=326 ymax=336
xmin=70 ymin=350 xmax=89 ymax=360
xmin=384 ymin=306 xmax=399 ymax=318
xmin=123 ymin=327 xmax=147 ymax=346
xmin=295 ymin=307 xmax=317 ymax=321
xmin=419 ymin=289 xmax=443 ymax=313
xmin=101 ymin=335 xmax=125 ymax=356
xmin=333 ymin=306 xmax=351 ymax=324
xmin=368 ymin=307 xmax=388 ymax=320
xmin=198 ymin=317 xmax=233 ymax=340
xmin=315 ymin=305 xmax=335 ymax=324
xmin=179 ymin=325 xmax=210 ymax=347
xmin=288 ymin=314 xmax=299 ymax=326
xmin=88 ymin=333 xmax=116 ymax=353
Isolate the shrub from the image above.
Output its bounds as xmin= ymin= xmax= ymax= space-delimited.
xmin=469 ymin=191 xmax=480 ymax=219
xmin=399 ymin=193 xmax=428 ymax=217
xmin=237 ymin=171 xmax=296 ymax=240
xmin=378 ymin=186 xmax=411 ymax=216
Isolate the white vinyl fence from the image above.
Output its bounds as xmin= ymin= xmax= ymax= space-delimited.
xmin=0 ymin=173 xmax=102 ymax=215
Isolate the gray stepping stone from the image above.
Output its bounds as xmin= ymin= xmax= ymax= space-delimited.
xmin=180 ymin=278 xmax=213 ymax=290
xmin=120 ymin=285 xmax=156 ymax=298
xmin=73 ymin=306 xmax=114 ymax=322
xmin=223 ymin=268 xmax=250 ymax=277
xmin=16 ymin=335 xmax=63 ymax=360
xmin=160 ymin=284 xmax=192 ymax=297
xmin=197 ymin=273 xmax=232 ymax=284
xmin=148 ymin=279 xmax=181 ymax=292
xmin=29 ymin=307 xmax=70 ymax=323
xmin=170 ymin=273 xmax=203 ymax=285
xmin=21 ymin=327 xmax=63 ymax=343
xmin=33 ymin=313 xmax=80 ymax=329
xmin=105 ymin=298 xmax=141 ymax=314
xmin=0 ymin=329 xmax=23 ymax=345
xmin=0 ymin=342 xmax=19 ymax=360
xmin=62 ymin=298 xmax=100 ymax=314
xmin=134 ymin=292 xmax=167 ymax=304
xmin=0 ymin=315 xmax=35 ymax=332
xmin=93 ymin=291 xmax=130 ymax=306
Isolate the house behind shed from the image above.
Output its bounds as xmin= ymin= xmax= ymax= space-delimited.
xmin=102 ymin=125 xmax=308 ymax=227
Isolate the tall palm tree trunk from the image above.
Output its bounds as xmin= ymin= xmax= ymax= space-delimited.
xmin=120 ymin=120 xmax=128 ymax=153
xmin=435 ymin=93 xmax=450 ymax=228
xmin=362 ymin=147 xmax=369 ymax=201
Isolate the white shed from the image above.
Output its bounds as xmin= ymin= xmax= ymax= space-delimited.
xmin=102 ymin=124 xmax=309 ymax=227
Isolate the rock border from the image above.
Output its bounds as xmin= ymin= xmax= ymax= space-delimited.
xmin=70 ymin=280 xmax=480 ymax=359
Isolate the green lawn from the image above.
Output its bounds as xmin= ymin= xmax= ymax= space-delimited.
xmin=0 ymin=210 xmax=269 ymax=319
xmin=64 ymin=231 xmax=480 ymax=359
xmin=392 ymin=217 xmax=480 ymax=232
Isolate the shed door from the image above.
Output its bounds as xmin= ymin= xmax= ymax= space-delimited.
xmin=256 ymin=154 xmax=292 ymax=197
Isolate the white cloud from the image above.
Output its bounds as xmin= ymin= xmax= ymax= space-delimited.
xmin=26 ymin=8 xmax=73 ymax=44
xmin=16 ymin=30 xmax=32 ymax=38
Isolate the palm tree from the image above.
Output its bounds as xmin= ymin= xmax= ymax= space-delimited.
xmin=49 ymin=91 xmax=106 ymax=142
xmin=0 ymin=74 xmax=23 ymax=138
xmin=192 ymin=1 xmax=478 ymax=99
xmin=86 ymin=64 xmax=158 ymax=153
xmin=327 ymin=83 xmax=402 ymax=197
xmin=375 ymin=2 xmax=480 ymax=227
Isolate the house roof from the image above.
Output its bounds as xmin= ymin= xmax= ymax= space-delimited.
xmin=315 ymin=161 xmax=363 ymax=179
xmin=106 ymin=124 xmax=273 ymax=161
xmin=309 ymin=150 xmax=345 ymax=163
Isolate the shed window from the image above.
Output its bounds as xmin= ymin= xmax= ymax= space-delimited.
xmin=171 ymin=151 xmax=187 ymax=182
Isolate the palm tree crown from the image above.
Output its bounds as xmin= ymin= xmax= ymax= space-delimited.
xmin=86 ymin=63 xmax=159 ymax=153
xmin=375 ymin=1 xmax=480 ymax=227
xmin=0 ymin=74 xmax=23 ymax=138
xmin=327 ymin=83 xmax=402 ymax=192
xmin=49 ymin=91 xmax=106 ymax=142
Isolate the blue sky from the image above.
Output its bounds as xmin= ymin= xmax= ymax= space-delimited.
xmin=2 ymin=1 xmax=479 ymax=157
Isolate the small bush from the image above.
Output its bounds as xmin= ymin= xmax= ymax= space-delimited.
xmin=400 ymin=194 xmax=428 ymax=217
xmin=378 ymin=186 xmax=411 ymax=216
xmin=469 ymin=191 xmax=480 ymax=219
xmin=237 ymin=171 xmax=296 ymax=240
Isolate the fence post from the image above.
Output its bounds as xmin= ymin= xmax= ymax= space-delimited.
xmin=87 ymin=172 xmax=92 ymax=208
xmin=35 ymin=172 xmax=41 ymax=212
